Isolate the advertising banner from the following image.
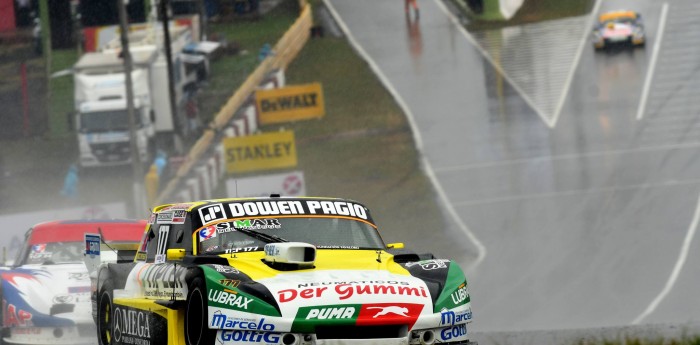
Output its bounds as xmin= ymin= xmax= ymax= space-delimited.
xmin=256 ymin=83 xmax=325 ymax=124
xmin=224 ymin=131 xmax=297 ymax=173
xmin=226 ymin=170 xmax=306 ymax=197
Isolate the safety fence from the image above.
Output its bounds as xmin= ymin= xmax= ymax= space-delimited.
xmin=151 ymin=2 xmax=313 ymax=207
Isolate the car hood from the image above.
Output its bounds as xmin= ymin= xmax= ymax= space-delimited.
xmin=260 ymin=269 xmax=432 ymax=314
xmin=203 ymin=250 xmax=472 ymax=332
xmin=1 ymin=263 xmax=92 ymax=327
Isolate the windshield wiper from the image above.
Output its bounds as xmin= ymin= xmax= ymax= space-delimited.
xmin=233 ymin=227 xmax=288 ymax=243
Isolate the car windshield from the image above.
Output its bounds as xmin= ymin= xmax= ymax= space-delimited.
xmin=606 ymin=19 xmax=633 ymax=25
xmin=22 ymin=242 xmax=85 ymax=265
xmin=197 ymin=217 xmax=384 ymax=254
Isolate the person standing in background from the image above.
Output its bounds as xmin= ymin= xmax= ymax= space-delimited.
xmin=15 ymin=0 xmax=32 ymax=27
xmin=405 ymin=0 xmax=419 ymax=19
xmin=186 ymin=94 xmax=201 ymax=137
xmin=32 ymin=17 xmax=41 ymax=55
xmin=60 ymin=164 xmax=79 ymax=199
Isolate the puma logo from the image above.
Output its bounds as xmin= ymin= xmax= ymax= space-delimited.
xmin=367 ymin=306 xmax=409 ymax=318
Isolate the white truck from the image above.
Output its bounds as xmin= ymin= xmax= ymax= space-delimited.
xmin=73 ymin=22 xmax=209 ymax=167
xmin=73 ymin=44 xmax=183 ymax=167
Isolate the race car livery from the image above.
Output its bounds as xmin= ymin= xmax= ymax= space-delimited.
xmin=88 ymin=197 xmax=476 ymax=345
xmin=0 ymin=219 xmax=146 ymax=345
xmin=592 ymin=10 xmax=646 ymax=50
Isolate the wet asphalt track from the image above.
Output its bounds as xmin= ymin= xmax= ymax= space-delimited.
xmin=326 ymin=0 xmax=700 ymax=335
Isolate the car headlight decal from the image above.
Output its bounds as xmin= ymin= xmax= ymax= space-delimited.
xmin=202 ymin=265 xmax=281 ymax=317
xmin=433 ymin=264 xmax=471 ymax=312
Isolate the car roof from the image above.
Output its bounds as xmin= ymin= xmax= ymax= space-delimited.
xmin=28 ymin=219 xmax=147 ymax=244
xmin=152 ymin=196 xmax=376 ymax=230
xmin=599 ymin=11 xmax=638 ymax=22
xmin=153 ymin=196 xmax=362 ymax=213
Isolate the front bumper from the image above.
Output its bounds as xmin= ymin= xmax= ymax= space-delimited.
xmin=214 ymin=323 xmax=477 ymax=345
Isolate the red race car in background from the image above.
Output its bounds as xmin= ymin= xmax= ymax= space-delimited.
xmin=0 ymin=219 xmax=146 ymax=345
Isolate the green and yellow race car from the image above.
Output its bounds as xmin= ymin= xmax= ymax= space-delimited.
xmin=85 ymin=196 xmax=475 ymax=345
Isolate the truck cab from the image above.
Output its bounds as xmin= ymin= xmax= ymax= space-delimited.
xmin=73 ymin=48 xmax=159 ymax=167
xmin=77 ymin=98 xmax=153 ymax=166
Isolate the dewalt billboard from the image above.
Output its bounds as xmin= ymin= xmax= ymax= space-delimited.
xmin=256 ymin=83 xmax=325 ymax=125
xmin=224 ymin=131 xmax=297 ymax=174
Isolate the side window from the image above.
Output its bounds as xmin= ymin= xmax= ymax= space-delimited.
xmin=145 ymin=225 xmax=170 ymax=263
xmin=13 ymin=229 xmax=32 ymax=266
xmin=142 ymin=215 xmax=194 ymax=261
xmin=135 ymin=226 xmax=153 ymax=262
xmin=154 ymin=225 xmax=170 ymax=263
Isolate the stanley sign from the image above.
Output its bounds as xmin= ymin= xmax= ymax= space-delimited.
xmin=256 ymin=83 xmax=325 ymax=125
xmin=224 ymin=131 xmax=297 ymax=174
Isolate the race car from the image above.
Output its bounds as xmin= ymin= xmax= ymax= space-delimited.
xmin=592 ymin=10 xmax=646 ymax=50
xmin=0 ymin=219 xmax=147 ymax=345
xmin=87 ymin=196 xmax=476 ymax=345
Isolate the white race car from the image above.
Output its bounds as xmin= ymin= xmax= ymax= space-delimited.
xmin=0 ymin=219 xmax=145 ymax=345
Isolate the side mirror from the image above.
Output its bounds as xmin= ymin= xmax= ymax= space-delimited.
xmin=166 ymin=248 xmax=186 ymax=261
xmin=386 ymin=242 xmax=404 ymax=249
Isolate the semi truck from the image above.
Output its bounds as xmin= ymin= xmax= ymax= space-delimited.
xmin=73 ymin=23 xmax=198 ymax=168
xmin=73 ymin=47 xmax=163 ymax=167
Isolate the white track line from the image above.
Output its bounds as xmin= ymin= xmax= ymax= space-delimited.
xmin=551 ymin=0 xmax=603 ymax=127
xmin=323 ymin=0 xmax=487 ymax=272
xmin=431 ymin=0 xmax=555 ymax=128
xmin=632 ymin=187 xmax=700 ymax=324
xmin=434 ymin=0 xmax=601 ymax=128
xmin=636 ymin=2 xmax=669 ymax=120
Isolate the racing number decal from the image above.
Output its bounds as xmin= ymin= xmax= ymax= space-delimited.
xmin=155 ymin=226 xmax=170 ymax=264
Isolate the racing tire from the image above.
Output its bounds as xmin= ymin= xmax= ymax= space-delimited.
xmin=185 ymin=277 xmax=216 ymax=345
xmin=97 ymin=281 xmax=114 ymax=345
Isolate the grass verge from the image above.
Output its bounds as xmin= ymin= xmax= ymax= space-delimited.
xmin=455 ymin=0 xmax=595 ymax=30
xmin=199 ymin=0 xmax=300 ymax=124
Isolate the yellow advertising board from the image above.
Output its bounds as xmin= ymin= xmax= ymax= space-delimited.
xmin=256 ymin=83 xmax=325 ymax=125
xmin=224 ymin=131 xmax=297 ymax=174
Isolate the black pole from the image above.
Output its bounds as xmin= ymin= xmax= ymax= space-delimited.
xmin=117 ymin=0 xmax=146 ymax=217
xmin=159 ymin=0 xmax=180 ymax=135
xmin=198 ymin=0 xmax=207 ymax=40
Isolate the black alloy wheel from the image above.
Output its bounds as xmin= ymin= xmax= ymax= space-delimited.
xmin=97 ymin=282 xmax=114 ymax=345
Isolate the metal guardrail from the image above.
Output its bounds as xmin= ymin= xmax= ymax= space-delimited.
xmin=154 ymin=3 xmax=313 ymax=206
